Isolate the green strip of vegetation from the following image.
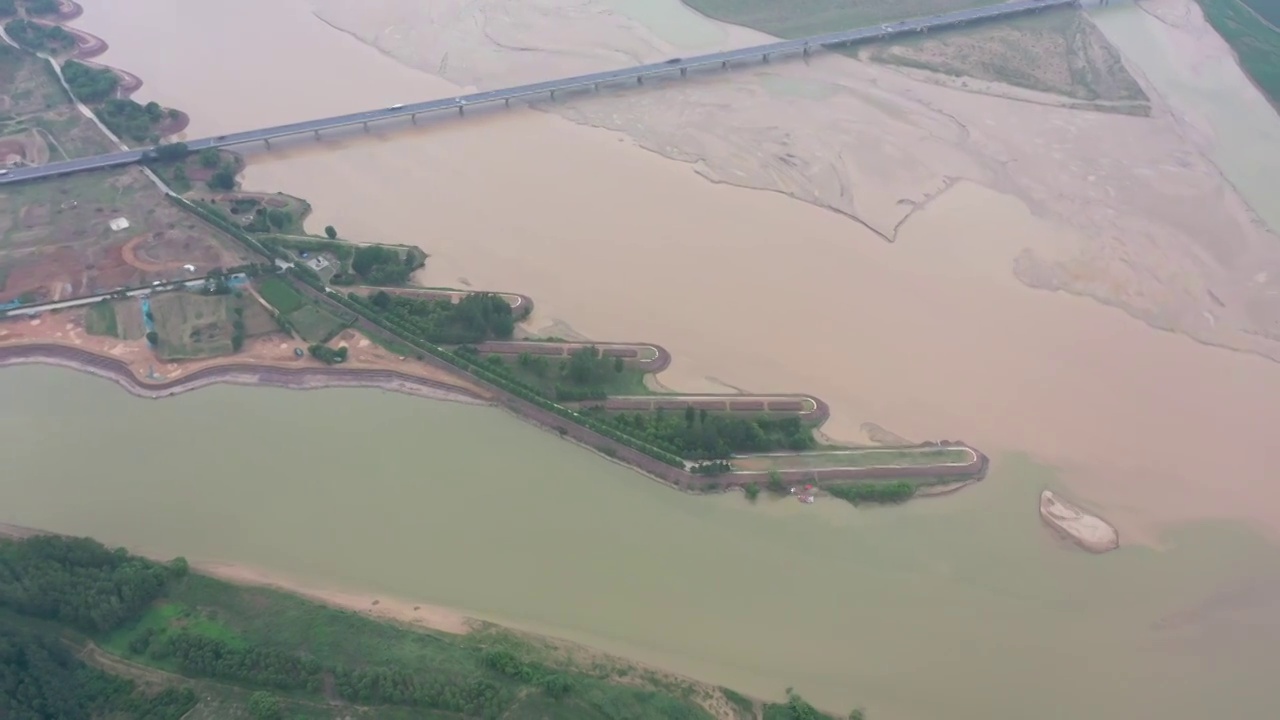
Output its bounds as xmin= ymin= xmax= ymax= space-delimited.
xmin=62 ymin=59 xmax=119 ymax=103
xmin=680 ymin=0 xmax=995 ymax=39
xmin=83 ymin=298 xmax=118 ymax=337
xmin=585 ymin=406 xmax=816 ymax=461
xmin=482 ymin=345 xmax=651 ymax=401
xmin=1197 ymin=0 xmax=1280 ymax=105
xmin=826 ymin=481 xmax=917 ymax=505
xmin=258 ymin=276 xmax=304 ymax=315
xmin=0 ymin=535 xmax=856 ymax=719
xmin=4 ymin=18 xmax=74 ymax=53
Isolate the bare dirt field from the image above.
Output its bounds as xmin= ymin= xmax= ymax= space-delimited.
xmin=0 ymin=168 xmax=256 ymax=303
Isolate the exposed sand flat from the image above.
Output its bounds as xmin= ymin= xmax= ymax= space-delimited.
xmin=193 ymin=561 xmax=475 ymax=635
xmin=1040 ymin=490 xmax=1120 ymax=553
xmin=309 ymin=0 xmax=1280 ymax=360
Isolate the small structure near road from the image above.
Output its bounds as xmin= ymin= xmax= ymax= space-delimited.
xmin=108 ymin=217 xmax=130 ymax=232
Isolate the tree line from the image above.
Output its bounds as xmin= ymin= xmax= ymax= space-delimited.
xmin=589 ymin=407 xmax=815 ymax=460
xmin=62 ymin=59 xmax=118 ymax=102
xmin=367 ymin=290 xmax=515 ymax=345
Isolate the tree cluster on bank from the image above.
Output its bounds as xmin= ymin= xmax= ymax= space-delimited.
xmin=0 ymin=535 xmax=182 ymax=633
xmin=308 ymin=343 xmax=347 ymax=364
xmin=62 ymin=59 xmax=118 ymax=102
xmin=825 ymin=481 xmax=916 ymax=506
xmin=97 ymin=98 xmax=178 ymax=143
xmin=367 ymin=290 xmax=515 ymax=345
xmin=4 ymin=19 xmax=72 ymax=52
xmin=0 ymin=621 xmax=196 ymax=720
xmin=349 ymin=245 xmax=421 ymax=286
xmin=588 ymin=407 xmax=814 ymax=460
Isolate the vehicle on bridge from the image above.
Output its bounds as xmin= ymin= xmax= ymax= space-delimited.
xmin=390 ymin=103 xmax=404 ymax=109
xmin=665 ymin=58 xmax=683 ymax=64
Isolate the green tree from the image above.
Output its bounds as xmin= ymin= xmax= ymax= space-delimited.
xmin=151 ymin=141 xmax=189 ymax=161
xmin=198 ymin=147 xmax=220 ymax=168
xmin=744 ymin=482 xmax=760 ymax=501
xmin=849 ymin=708 xmax=867 ymax=720
xmin=209 ymin=168 xmax=236 ymax=191
xmin=766 ymin=470 xmax=787 ymax=495
xmin=371 ymin=290 xmax=392 ymax=310
xmin=565 ymin=345 xmax=601 ymax=385
xmin=248 ymin=691 xmax=283 ymax=719
xmin=324 ymin=225 xmax=337 ymax=239
xmin=145 ymin=330 xmax=158 ymax=345
xmin=613 ymin=355 xmax=624 ymax=373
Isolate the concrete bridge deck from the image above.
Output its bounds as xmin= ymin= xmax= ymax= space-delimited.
xmin=0 ymin=0 xmax=1077 ymax=186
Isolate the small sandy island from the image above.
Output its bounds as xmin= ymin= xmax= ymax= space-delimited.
xmin=1039 ymin=490 xmax=1119 ymax=553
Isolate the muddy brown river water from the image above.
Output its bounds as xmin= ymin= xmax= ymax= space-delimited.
xmin=2 ymin=0 xmax=1276 ymax=716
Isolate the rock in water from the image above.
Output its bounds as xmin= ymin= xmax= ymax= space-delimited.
xmin=1039 ymin=490 xmax=1119 ymax=553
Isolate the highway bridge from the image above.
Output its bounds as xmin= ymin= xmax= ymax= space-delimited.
xmin=0 ymin=0 xmax=1077 ymax=186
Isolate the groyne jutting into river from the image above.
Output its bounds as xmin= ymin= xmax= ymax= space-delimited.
xmin=0 ymin=3 xmax=990 ymax=498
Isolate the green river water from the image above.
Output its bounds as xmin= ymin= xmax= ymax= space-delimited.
xmin=0 ymin=366 xmax=1275 ymax=718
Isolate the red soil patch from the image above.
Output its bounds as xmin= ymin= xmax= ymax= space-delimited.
xmin=120 ymin=235 xmax=168 ymax=273
xmin=263 ymin=197 xmax=288 ymax=209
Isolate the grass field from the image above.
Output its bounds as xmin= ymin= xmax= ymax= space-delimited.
xmin=682 ymin=0 xmax=995 ymax=37
xmin=257 ymin=277 xmax=304 ymax=314
xmin=96 ymin=573 xmax=748 ymax=720
xmin=257 ymin=277 xmax=349 ymax=342
xmin=287 ymin=303 xmax=347 ymax=343
xmin=733 ymin=446 xmax=974 ymax=471
xmin=149 ymin=292 xmax=237 ymax=359
xmin=83 ymin=299 xmax=118 ymax=336
xmin=864 ymin=8 xmax=1148 ymax=107
xmin=0 ymin=42 xmax=117 ymax=160
xmin=1198 ymin=0 xmax=1280 ymax=105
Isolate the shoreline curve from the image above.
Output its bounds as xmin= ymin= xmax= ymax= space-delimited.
xmin=0 ymin=343 xmax=488 ymax=405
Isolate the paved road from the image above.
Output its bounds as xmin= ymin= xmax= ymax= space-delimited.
xmin=1 ymin=277 xmax=213 ymax=317
xmin=0 ymin=0 xmax=1076 ymax=186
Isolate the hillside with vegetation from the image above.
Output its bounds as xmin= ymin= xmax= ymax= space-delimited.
xmin=0 ymin=534 xmax=857 ymax=719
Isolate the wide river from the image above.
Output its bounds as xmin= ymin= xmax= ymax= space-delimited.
xmin=3 ymin=0 xmax=1278 ymax=717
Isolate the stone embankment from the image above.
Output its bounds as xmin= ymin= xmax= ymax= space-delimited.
xmin=474 ymin=340 xmax=669 ymax=372
xmin=0 ymin=344 xmax=488 ymax=404
xmin=1039 ymin=490 xmax=1119 ymax=553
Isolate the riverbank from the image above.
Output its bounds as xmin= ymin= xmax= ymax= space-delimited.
xmin=0 ymin=528 xmax=836 ymax=719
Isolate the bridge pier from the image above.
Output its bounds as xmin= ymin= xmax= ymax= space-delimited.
xmin=362 ymin=121 xmax=369 ymax=132
xmin=458 ymin=106 xmax=464 ymax=115
xmin=636 ymin=75 xmax=644 ymax=85
xmin=410 ymin=113 xmax=417 ymax=125
xmin=762 ymin=52 xmax=770 ymax=63
xmin=550 ymin=89 xmax=556 ymax=100
xmin=314 ymin=130 xmax=320 ymax=140
xmin=262 ymin=138 xmax=270 ymax=149
xmin=721 ymin=60 xmax=728 ymax=70
xmin=593 ymin=82 xmax=600 ymax=91
xmin=680 ymin=67 xmax=687 ymax=78
xmin=802 ymin=46 xmax=810 ymax=57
